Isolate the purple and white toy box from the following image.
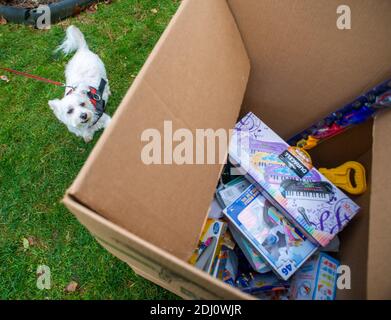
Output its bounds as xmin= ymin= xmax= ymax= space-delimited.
xmin=228 ymin=112 xmax=360 ymax=247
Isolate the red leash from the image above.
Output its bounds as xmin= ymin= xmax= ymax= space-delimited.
xmin=0 ymin=67 xmax=65 ymax=87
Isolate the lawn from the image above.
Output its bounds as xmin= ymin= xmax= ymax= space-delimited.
xmin=0 ymin=0 xmax=180 ymax=299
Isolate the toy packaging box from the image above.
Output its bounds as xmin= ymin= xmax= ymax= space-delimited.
xmin=289 ymin=252 xmax=340 ymax=300
xmin=229 ymin=112 xmax=360 ymax=247
xmin=212 ymin=231 xmax=238 ymax=286
xmin=229 ymin=222 xmax=271 ymax=274
xmin=236 ymin=271 xmax=290 ymax=295
xmin=189 ymin=219 xmax=227 ymax=275
xmin=223 ymin=184 xmax=318 ymax=280
xmin=217 ymin=177 xmax=251 ymax=208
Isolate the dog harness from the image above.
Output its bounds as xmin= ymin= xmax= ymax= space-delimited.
xmin=66 ymin=78 xmax=107 ymax=127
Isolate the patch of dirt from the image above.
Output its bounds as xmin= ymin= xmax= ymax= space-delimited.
xmin=0 ymin=0 xmax=60 ymax=9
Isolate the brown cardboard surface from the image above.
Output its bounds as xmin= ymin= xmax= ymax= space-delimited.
xmin=63 ymin=0 xmax=391 ymax=299
xmin=228 ymin=0 xmax=391 ymax=139
xmin=309 ymin=123 xmax=373 ymax=299
xmin=368 ymin=111 xmax=391 ymax=299
xmin=67 ymin=0 xmax=250 ymax=261
xmin=63 ymin=195 xmax=252 ymax=300
xmin=337 ymin=151 xmax=372 ymax=299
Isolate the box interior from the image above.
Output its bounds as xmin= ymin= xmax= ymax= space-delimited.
xmin=227 ymin=0 xmax=391 ymax=299
xmin=65 ymin=0 xmax=391 ymax=299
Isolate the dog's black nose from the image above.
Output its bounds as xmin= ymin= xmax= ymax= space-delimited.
xmin=80 ymin=113 xmax=88 ymax=120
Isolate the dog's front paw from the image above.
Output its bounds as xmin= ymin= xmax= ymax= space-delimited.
xmin=103 ymin=115 xmax=112 ymax=129
xmin=83 ymin=135 xmax=93 ymax=143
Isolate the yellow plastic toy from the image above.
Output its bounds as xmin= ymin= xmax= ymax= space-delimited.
xmin=296 ymin=135 xmax=320 ymax=150
xmin=296 ymin=147 xmax=367 ymax=195
xmin=319 ymin=161 xmax=367 ymax=195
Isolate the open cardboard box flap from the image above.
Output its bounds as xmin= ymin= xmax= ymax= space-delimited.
xmin=65 ymin=0 xmax=391 ymax=298
xmin=368 ymin=111 xmax=391 ymax=299
xmin=66 ymin=0 xmax=250 ymax=261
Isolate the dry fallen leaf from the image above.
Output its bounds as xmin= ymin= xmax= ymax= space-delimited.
xmin=27 ymin=236 xmax=37 ymax=246
xmin=86 ymin=3 xmax=98 ymax=14
xmin=150 ymin=8 xmax=158 ymax=14
xmin=22 ymin=238 xmax=29 ymax=251
xmin=0 ymin=16 xmax=7 ymax=25
xmin=65 ymin=281 xmax=78 ymax=292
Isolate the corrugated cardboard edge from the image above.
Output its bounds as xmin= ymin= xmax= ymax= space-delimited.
xmin=62 ymin=194 xmax=254 ymax=300
xmin=367 ymin=110 xmax=391 ymax=299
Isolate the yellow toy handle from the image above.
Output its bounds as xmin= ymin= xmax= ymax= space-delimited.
xmin=297 ymin=136 xmax=319 ymax=150
xmin=319 ymin=161 xmax=367 ymax=195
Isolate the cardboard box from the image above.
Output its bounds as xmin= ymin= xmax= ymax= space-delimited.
xmin=63 ymin=0 xmax=391 ymax=299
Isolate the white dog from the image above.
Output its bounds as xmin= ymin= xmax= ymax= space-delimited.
xmin=48 ymin=25 xmax=111 ymax=143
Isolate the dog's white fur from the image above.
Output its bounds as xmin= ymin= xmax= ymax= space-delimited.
xmin=48 ymin=26 xmax=111 ymax=143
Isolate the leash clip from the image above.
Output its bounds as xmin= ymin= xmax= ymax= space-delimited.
xmin=91 ymin=93 xmax=101 ymax=101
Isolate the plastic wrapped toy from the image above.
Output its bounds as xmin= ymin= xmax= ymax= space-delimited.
xmin=289 ymin=79 xmax=391 ymax=150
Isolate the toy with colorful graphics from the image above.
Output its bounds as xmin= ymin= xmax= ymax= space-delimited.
xmin=189 ymin=219 xmax=227 ymax=275
xmin=213 ymin=230 xmax=238 ymax=286
xmin=290 ymin=252 xmax=340 ymax=300
xmin=229 ymin=112 xmax=360 ymax=247
xmin=229 ymin=223 xmax=272 ymax=274
xmin=289 ymin=79 xmax=391 ymax=150
xmin=223 ymin=184 xmax=318 ymax=280
xmin=236 ymin=271 xmax=290 ymax=295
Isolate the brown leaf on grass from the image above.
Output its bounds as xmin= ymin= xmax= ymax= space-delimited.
xmin=0 ymin=16 xmax=7 ymax=25
xmin=65 ymin=281 xmax=78 ymax=293
xmin=150 ymin=8 xmax=158 ymax=14
xmin=86 ymin=3 xmax=98 ymax=14
xmin=27 ymin=236 xmax=37 ymax=246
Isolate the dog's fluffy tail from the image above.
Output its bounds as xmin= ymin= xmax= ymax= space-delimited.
xmin=56 ymin=26 xmax=88 ymax=55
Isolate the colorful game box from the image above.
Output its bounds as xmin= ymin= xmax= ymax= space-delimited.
xmin=229 ymin=112 xmax=360 ymax=247
xmin=217 ymin=177 xmax=251 ymax=207
xmin=236 ymin=271 xmax=290 ymax=295
xmin=289 ymin=252 xmax=340 ymax=300
xmin=213 ymin=242 xmax=238 ymax=287
xmin=189 ymin=219 xmax=227 ymax=275
xmin=229 ymin=223 xmax=271 ymax=274
xmin=223 ymin=185 xmax=318 ymax=280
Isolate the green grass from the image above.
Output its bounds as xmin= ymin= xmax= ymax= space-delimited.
xmin=0 ymin=0 xmax=180 ymax=299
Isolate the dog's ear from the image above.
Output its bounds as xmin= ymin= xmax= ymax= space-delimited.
xmin=48 ymin=99 xmax=61 ymax=112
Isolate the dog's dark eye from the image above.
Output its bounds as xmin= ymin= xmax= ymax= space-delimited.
xmin=80 ymin=103 xmax=85 ymax=107
xmin=67 ymin=108 xmax=74 ymax=114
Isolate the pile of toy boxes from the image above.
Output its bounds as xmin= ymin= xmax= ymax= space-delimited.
xmin=190 ymin=112 xmax=359 ymax=300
